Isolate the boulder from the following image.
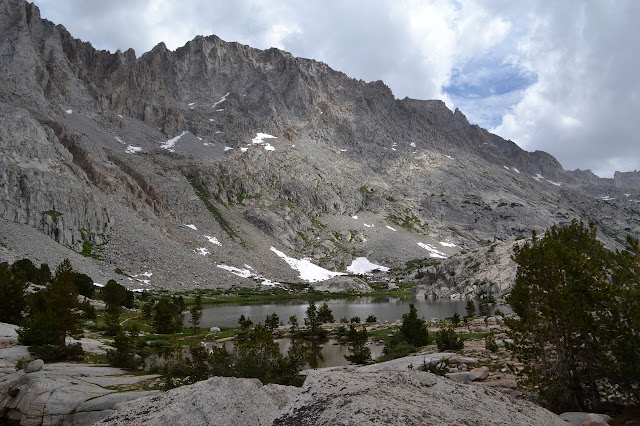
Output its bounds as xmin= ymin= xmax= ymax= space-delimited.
xmin=24 ymin=359 xmax=44 ymax=373
xmin=274 ymin=369 xmax=566 ymax=425
xmin=468 ymin=366 xmax=489 ymax=381
xmin=445 ymin=372 xmax=470 ymax=382
xmin=95 ymin=377 xmax=297 ymax=426
xmin=559 ymin=412 xmax=612 ymax=426
xmin=209 ymin=327 xmax=221 ymax=333
xmin=583 ymin=413 xmax=610 ymax=426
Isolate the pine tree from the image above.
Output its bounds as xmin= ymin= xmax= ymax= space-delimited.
xmin=465 ymin=299 xmax=476 ymax=318
xmin=399 ymin=304 xmax=429 ymax=347
xmin=304 ymin=302 xmax=319 ymax=333
xmin=507 ymin=221 xmax=639 ymax=412
xmin=288 ymin=315 xmax=298 ymax=333
xmin=265 ymin=313 xmax=280 ymax=332
xmin=317 ymin=303 xmax=334 ymax=324
xmin=190 ymin=294 xmax=203 ymax=333
xmin=344 ymin=325 xmax=371 ymax=364
xmin=0 ymin=262 xmax=27 ymax=324
xmin=48 ymin=259 xmax=83 ymax=348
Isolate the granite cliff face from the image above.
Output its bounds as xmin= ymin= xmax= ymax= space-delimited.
xmin=1 ymin=0 xmax=639 ymax=292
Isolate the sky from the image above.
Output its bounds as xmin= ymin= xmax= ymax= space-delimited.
xmin=33 ymin=0 xmax=640 ymax=178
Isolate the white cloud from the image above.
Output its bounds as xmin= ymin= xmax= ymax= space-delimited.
xmin=32 ymin=0 xmax=640 ymax=176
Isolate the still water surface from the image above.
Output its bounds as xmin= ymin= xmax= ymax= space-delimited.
xmin=194 ymin=296 xmax=476 ymax=329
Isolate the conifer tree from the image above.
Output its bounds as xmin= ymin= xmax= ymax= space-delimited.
xmin=507 ymin=221 xmax=640 ymax=412
xmin=399 ymin=304 xmax=429 ymax=347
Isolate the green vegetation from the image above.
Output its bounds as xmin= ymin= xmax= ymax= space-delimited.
xmin=78 ymin=230 xmax=106 ymax=260
xmin=434 ymin=326 xmax=463 ymax=351
xmin=160 ymin=324 xmax=306 ymax=388
xmin=41 ymin=210 xmax=62 ymax=221
xmin=18 ymin=259 xmax=87 ymax=361
xmin=187 ymin=176 xmax=240 ymax=242
xmin=507 ymin=221 xmax=640 ymax=412
xmin=385 ymin=214 xmax=421 ymax=231
xmin=465 ymin=299 xmax=475 ymax=318
xmin=379 ymin=304 xmax=430 ymax=361
xmin=344 ymin=325 xmax=371 ymax=364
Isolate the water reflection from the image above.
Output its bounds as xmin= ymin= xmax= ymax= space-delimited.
xmin=192 ymin=296 xmax=494 ymax=329
xmin=203 ymin=337 xmax=385 ymax=370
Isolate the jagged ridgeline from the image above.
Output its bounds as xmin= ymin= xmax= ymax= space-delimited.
xmin=0 ymin=0 xmax=639 ymax=291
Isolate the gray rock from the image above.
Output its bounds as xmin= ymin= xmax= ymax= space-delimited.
xmin=23 ymin=359 xmax=44 ymax=373
xmin=468 ymin=366 xmax=489 ymax=381
xmin=445 ymin=372 xmax=470 ymax=382
xmin=583 ymin=413 xmax=610 ymax=426
xmin=209 ymin=326 xmax=221 ymax=332
xmin=95 ymin=376 xmax=296 ymax=426
xmin=274 ymin=369 xmax=566 ymax=425
xmin=75 ymin=391 xmax=159 ymax=412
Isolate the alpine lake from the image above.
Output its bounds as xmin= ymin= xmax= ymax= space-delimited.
xmin=180 ymin=296 xmax=509 ymax=370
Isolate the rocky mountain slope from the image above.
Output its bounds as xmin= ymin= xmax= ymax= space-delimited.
xmin=1 ymin=0 xmax=639 ymax=293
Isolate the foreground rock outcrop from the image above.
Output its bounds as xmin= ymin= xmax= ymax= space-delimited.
xmin=97 ymin=369 xmax=566 ymax=426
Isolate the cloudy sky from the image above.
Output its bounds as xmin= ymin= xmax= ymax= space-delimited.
xmin=34 ymin=0 xmax=640 ymax=177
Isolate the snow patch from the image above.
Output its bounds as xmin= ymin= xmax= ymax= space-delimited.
xmin=347 ymin=257 xmax=390 ymax=274
xmin=504 ymin=166 xmax=510 ymax=170
xmin=118 ymin=115 xmax=123 ymax=118
xmin=185 ymin=224 xmax=198 ymax=230
xmin=340 ymin=149 xmax=347 ymax=152
xmin=161 ymin=131 xmax=187 ymax=151
xmin=363 ymin=223 xmax=375 ymax=228
xmin=216 ymin=264 xmax=278 ymax=286
xmin=212 ymin=92 xmax=230 ymax=108
xmin=195 ymin=247 xmax=209 ymax=256
xmin=114 ymin=136 xmax=125 ymax=144
xmin=188 ymin=102 xmax=196 ymax=106
xmin=533 ymin=174 xmax=544 ymax=181
xmin=131 ymin=271 xmax=152 ymax=285
xmin=417 ymin=242 xmax=448 ymax=259
xmin=445 ymin=155 xmax=454 ymax=160
xmin=270 ymin=246 xmax=345 ymax=283
xmin=547 ymin=180 xmax=562 ymax=186
xmin=599 ymin=195 xmax=615 ymax=201
xmin=410 ymin=142 xmax=416 ymax=148
xmin=264 ymin=144 xmax=275 ymax=151
xmin=512 ymin=167 xmax=520 ymax=174
xmin=66 ymin=109 xmax=72 ymax=114
xmin=241 ymin=147 xmax=248 ymax=152
xmin=216 ymin=109 xmax=225 ymax=112
xmin=217 ymin=264 xmax=252 ymax=278
xmin=125 ymin=145 xmax=142 ymax=154
xmin=439 ymin=241 xmax=457 ymax=247
xmin=224 ymin=146 xmax=233 ymax=151
xmin=352 ymin=215 xmax=358 ymax=220
xmin=252 ymin=133 xmax=277 ymax=144
xmin=386 ymin=225 xmax=397 ymax=232
xmin=204 ymin=235 xmax=222 ymax=246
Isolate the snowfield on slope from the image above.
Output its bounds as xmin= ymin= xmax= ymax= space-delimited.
xmin=216 ymin=264 xmax=278 ymax=286
xmin=347 ymin=257 xmax=390 ymax=274
xmin=417 ymin=242 xmax=448 ymax=259
xmin=161 ymin=131 xmax=187 ymax=151
xmin=270 ymin=247 xmax=345 ymax=282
